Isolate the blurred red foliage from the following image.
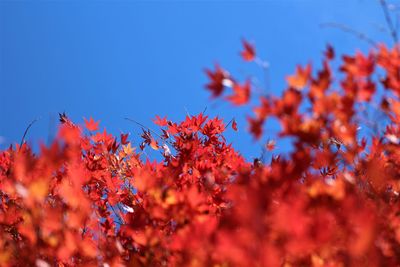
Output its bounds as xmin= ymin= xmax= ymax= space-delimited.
xmin=2 ymin=43 xmax=400 ymax=266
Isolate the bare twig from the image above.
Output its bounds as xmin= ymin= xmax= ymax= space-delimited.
xmin=255 ymin=57 xmax=270 ymax=93
xmin=379 ymin=0 xmax=398 ymax=44
xmin=109 ymin=203 xmax=124 ymax=225
xmin=19 ymin=118 xmax=40 ymax=149
xmin=125 ymin=117 xmax=163 ymax=139
xmin=184 ymin=106 xmax=191 ymax=118
xmin=320 ymin=22 xmax=378 ymax=47
xmin=124 ymin=117 xmax=174 ymax=146
xmin=225 ymin=118 xmax=234 ymax=130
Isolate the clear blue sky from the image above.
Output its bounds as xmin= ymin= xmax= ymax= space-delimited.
xmin=0 ymin=0 xmax=394 ymax=159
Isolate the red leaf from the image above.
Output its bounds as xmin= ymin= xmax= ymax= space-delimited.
xmin=121 ymin=133 xmax=129 ymax=145
xmin=92 ymin=128 xmax=113 ymax=143
xmin=325 ymin=44 xmax=335 ymax=60
xmin=341 ymin=52 xmax=375 ymax=77
xmin=357 ymin=79 xmax=376 ymax=102
xmin=265 ymin=139 xmax=276 ymax=151
xmin=226 ymin=80 xmax=251 ymax=106
xmin=205 ymin=65 xmax=229 ymax=97
xmin=248 ymin=116 xmax=263 ymax=139
xmin=58 ymin=124 xmax=81 ymax=144
xmin=153 ymin=115 xmax=168 ymax=126
xmin=240 ymin=39 xmax=256 ymax=62
xmin=232 ymin=119 xmax=238 ymax=131
xmin=84 ymin=117 xmax=99 ymax=131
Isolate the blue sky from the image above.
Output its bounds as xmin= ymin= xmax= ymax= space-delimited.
xmin=0 ymin=0 xmax=395 ymax=159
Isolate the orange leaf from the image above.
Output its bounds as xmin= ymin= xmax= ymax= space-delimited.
xmin=286 ymin=64 xmax=311 ymax=90
xmin=150 ymin=138 xmax=159 ymax=150
xmin=80 ymin=239 xmax=98 ymax=258
xmin=123 ymin=143 xmax=134 ymax=155
xmin=28 ymin=180 xmax=48 ymax=201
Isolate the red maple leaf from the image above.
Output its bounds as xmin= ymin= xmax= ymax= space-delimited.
xmin=325 ymin=44 xmax=335 ymax=60
xmin=248 ymin=116 xmax=263 ymax=139
xmin=231 ymin=119 xmax=238 ymax=131
xmin=265 ymin=139 xmax=276 ymax=151
xmin=286 ymin=64 xmax=312 ymax=90
xmin=240 ymin=39 xmax=256 ymax=62
xmin=84 ymin=117 xmax=99 ymax=131
xmin=205 ymin=65 xmax=229 ymax=97
xmin=153 ymin=115 xmax=168 ymax=126
xmin=226 ymin=80 xmax=251 ymax=106
xmin=121 ymin=133 xmax=129 ymax=145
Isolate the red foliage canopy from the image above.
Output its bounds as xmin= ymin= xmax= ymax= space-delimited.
xmin=2 ymin=42 xmax=400 ymax=266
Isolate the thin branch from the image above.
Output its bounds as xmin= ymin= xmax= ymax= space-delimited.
xmin=379 ymin=0 xmax=398 ymax=44
xmin=116 ymin=203 xmax=127 ymax=221
xmin=260 ymin=145 xmax=267 ymax=164
xmin=184 ymin=106 xmax=191 ymax=118
xmin=202 ymin=106 xmax=208 ymax=115
xmin=320 ymin=22 xmax=378 ymax=47
xmin=125 ymin=117 xmax=165 ymax=140
xmin=109 ymin=203 xmax=125 ymax=225
xmin=225 ymin=118 xmax=234 ymax=130
xmin=19 ymin=118 xmax=40 ymax=149
xmin=124 ymin=117 xmax=174 ymax=146
xmin=255 ymin=57 xmax=270 ymax=93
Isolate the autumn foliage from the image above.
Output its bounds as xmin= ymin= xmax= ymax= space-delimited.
xmin=3 ymin=41 xmax=400 ymax=266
